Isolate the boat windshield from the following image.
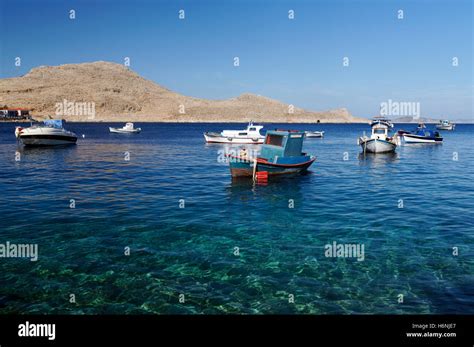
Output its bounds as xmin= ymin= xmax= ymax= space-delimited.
xmin=43 ymin=120 xmax=63 ymax=129
xmin=265 ymin=134 xmax=284 ymax=147
xmin=374 ymin=129 xmax=385 ymax=134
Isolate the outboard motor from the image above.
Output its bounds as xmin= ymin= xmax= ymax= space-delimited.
xmin=14 ymin=127 xmax=23 ymax=138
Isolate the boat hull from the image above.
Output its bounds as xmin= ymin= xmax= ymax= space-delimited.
xmin=16 ymin=126 xmax=78 ymax=146
xmin=435 ymin=125 xmax=455 ymax=130
xmin=204 ymin=133 xmax=264 ymax=144
xmin=305 ymin=131 xmax=324 ymax=138
xmin=403 ymin=134 xmax=443 ymax=143
xmin=359 ymin=138 xmax=396 ymax=153
xmin=19 ymin=134 xmax=77 ymax=146
xmin=109 ymin=127 xmax=141 ymax=134
xmin=227 ymin=155 xmax=316 ymax=177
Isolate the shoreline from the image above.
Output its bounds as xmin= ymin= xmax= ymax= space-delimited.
xmin=2 ymin=119 xmax=472 ymax=124
xmin=0 ymin=118 xmax=370 ymax=124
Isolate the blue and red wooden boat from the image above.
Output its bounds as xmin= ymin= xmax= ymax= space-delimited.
xmin=225 ymin=130 xmax=316 ymax=178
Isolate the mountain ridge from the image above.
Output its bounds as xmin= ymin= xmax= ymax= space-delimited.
xmin=0 ymin=61 xmax=368 ymax=123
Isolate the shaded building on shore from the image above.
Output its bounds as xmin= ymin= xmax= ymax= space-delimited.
xmin=0 ymin=108 xmax=32 ymax=120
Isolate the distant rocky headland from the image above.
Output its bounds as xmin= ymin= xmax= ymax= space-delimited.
xmin=0 ymin=61 xmax=367 ymax=123
xmin=392 ymin=116 xmax=442 ymax=124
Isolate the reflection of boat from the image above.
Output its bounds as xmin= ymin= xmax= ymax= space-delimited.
xmin=436 ymin=120 xmax=455 ymax=130
xmin=225 ymin=129 xmax=315 ymax=178
xmin=109 ymin=122 xmax=141 ymax=134
xmin=15 ymin=120 xmax=77 ymax=146
xmin=305 ymin=131 xmax=324 ymax=138
xmin=358 ymin=151 xmax=398 ymax=165
xmin=204 ymin=122 xmax=264 ymax=144
xmin=17 ymin=145 xmax=78 ymax=158
xmin=357 ymin=117 xmax=397 ymax=153
xmin=399 ymin=123 xmax=443 ymax=143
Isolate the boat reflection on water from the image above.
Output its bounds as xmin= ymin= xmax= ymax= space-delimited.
xmin=226 ymin=172 xmax=310 ymax=207
xmin=402 ymin=142 xmax=444 ymax=150
xmin=229 ymin=168 xmax=313 ymax=186
xmin=230 ymin=176 xmax=266 ymax=187
xmin=15 ymin=142 xmax=79 ymax=157
xmin=358 ymin=151 xmax=399 ymax=166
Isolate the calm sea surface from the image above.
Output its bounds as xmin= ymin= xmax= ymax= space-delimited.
xmin=0 ymin=122 xmax=472 ymax=314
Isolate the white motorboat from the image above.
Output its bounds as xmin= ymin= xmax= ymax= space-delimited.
xmin=204 ymin=122 xmax=265 ymax=144
xmin=109 ymin=122 xmax=141 ymax=134
xmin=15 ymin=120 xmax=77 ymax=146
xmin=305 ymin=131 xmax=325 ymax=138
xmin=435 ymin=120 xmax=455 ymax=131
xmin=357 ymin=117 xmax=397 ymax=153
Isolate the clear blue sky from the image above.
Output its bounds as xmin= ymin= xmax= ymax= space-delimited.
xmin=1 ymin=0 xmax=472 ymax=118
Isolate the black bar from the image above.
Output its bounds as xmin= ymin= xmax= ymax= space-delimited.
xmin=0 ymin=315 xmax=472 ymax=345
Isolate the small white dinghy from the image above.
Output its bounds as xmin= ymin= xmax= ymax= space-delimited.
xmin=109 ymin=122 xmax=141 ymax=134
xmin=305 ymin=131 xmax=325 ymax=138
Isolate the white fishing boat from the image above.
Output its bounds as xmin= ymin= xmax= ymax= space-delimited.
xmin=204 ymin=122 xmax=265 ymax=144
xmin=109 ymin=122 xmax=141 ymax=134
xmin=357 ymin=117 xmax=397 ymax=153
xmin=435 ymin=120 xmax=455 ymax=131
xmin=15 ymin=120 xmax=77 ymax=146
xmin=305 ymin=131 xmax=325 ymax=138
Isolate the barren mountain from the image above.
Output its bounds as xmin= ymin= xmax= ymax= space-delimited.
xmin=0 ymin=61 xmax=367 ymax=123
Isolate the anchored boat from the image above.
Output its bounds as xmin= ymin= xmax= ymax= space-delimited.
xmin=357 ymin=117 xmax=397 ymax=153
xmin=225 ymin=129 xmax=316 ymax=178
xmin=109 ymin=122 xmax=141 ymax=134
xmin=398 ymin=123 xmax=443 ymax=143
xmin=15 ymin=119 xmax=77 ymax=146
xmin=204 ymin=122 xmax=265 ymax=144
xmin=305 ymin=130 xmax=325 ymax=138
xmin=436 ymin=120 xmax=455 ymax=131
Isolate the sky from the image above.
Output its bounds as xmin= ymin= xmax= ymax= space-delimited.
xmin=0 ymin=0 xmax=472 ymax=119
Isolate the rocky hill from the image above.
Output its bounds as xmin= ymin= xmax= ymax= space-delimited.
xmin=0 ymin=61 xmax=367 ymax=123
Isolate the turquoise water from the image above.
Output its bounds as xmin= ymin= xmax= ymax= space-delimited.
xmin=0 ymin=122 xmax=472 ymax=314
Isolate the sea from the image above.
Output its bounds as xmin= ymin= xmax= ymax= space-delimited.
xmin=0 ymin=122 xmax=472 ymax=314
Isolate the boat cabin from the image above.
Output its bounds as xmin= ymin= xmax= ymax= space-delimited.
xmin=247 ymin=124 xmax=262 ymax=133
xmin=260 ymin=130 xmax=309 ymax=164
xmin=371 ymin=123 xmax=389 ymax=139
xmin=370 ymin=118 xmax=393 ymax=140
xmin=221 ymin=122 xmax=263 ymax=137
